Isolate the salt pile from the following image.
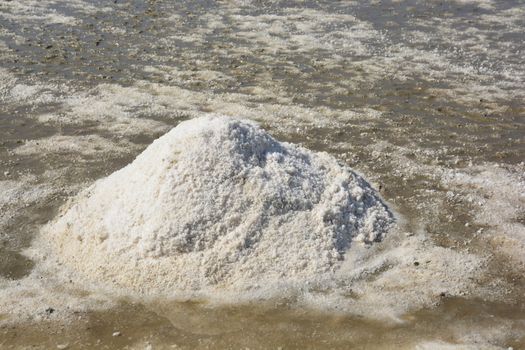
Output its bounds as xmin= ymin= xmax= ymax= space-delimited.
xmin=43 ymin=116 xmax=393 ymax=295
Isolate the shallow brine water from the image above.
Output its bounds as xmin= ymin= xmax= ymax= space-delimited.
xmin=0 ymin=0 xmax=524 ymax=349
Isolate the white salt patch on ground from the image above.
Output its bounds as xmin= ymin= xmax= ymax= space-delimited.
xmin=0 ymin=180 xmax=50 ymax=230
xmin=299 ymin=231 xmax=486 ymax=320
xmin=443 ymin=164 xmax=525 ymax=266
xmin=40 ymin=116 xmax=393 ymax=295
xmin=0 ymin=170 xmax=84 ymax=259
xmin=0 ymin=68 xmax=18 ymax=100
xmin=230 ymin=9 xmax=378 ymax=57
xmin=0 ymin=257 xmax=118 ymax=325
xmin=0 ymin=180 xmax=53 ymax=209
xmin=367 ymin=142 xmax=524 ymax=272
xmin=13 ymin=135 xmax=140 ymax=158
xmin=0 ymin=0 xmax=77 ymax=25
xmin=0 ymin=0 xmax=111 ymax=25
xmin=61 ymin=84 xmax=170 ymax=137
xmin=415 ymin=341 xmax=501 ymax=350
xmin=0 ymin=68 xmax=68 ymax=106
xmin=23 ymin=78 xmax=376 ymax=146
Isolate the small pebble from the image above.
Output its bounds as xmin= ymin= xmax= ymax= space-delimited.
xmin=3 ymin=171 xmax=9 ymax=176
xmin=112 ymin=331 xmax=121 ymax=337
xmin=57 ymin=344 xmax=68 ymax=350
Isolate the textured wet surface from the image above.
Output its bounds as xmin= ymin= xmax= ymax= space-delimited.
xmin=1 ymin=297 xmax=525 ymax=349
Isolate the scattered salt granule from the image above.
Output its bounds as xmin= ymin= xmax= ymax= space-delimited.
xmin=42 ymin=116 xmax=393 ymax=295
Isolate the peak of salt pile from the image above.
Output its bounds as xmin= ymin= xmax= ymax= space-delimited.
xmin=44 ymin=116 xmax=393 ymax=294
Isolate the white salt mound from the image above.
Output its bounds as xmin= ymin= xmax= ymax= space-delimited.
xmin=43 ymin=116 xmax=393 ymax=295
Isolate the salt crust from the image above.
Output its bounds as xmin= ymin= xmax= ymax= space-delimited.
xmin=42 ymin=116 xmax=393 ymax=294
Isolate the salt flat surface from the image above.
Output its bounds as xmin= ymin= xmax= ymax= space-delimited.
xmin=0 ymin=0 xmax=523 ymax=348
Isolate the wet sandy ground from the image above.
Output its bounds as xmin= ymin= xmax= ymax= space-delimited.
xmin=1 ymin=297 xmax=524 ymax=349
xmin=0 ymin=0 xmax=524 ymax=348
